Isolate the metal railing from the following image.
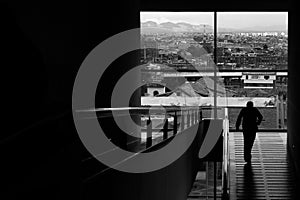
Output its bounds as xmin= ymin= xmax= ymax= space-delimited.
xmin=141 ymin=106 xmax=202 ymax=149
xmin=78 ymin=106 xmax=203 ymax=177
xmin=79 ymin=106 xmax=232 ymax=200
xmin=222 ymin=107 xmax=230 ymax=199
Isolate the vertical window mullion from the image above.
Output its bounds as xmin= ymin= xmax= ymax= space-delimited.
xmin=214 ymin=11 xmax=217 ymax=119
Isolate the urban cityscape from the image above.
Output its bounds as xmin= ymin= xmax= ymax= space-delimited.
xmin=140 ymin=12 xmax=288 ymax=129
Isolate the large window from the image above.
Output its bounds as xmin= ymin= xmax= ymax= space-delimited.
xmin=217 ymin=12 xmax=288 ymax=129
xmin=140 ymin=12 xmax=288 ymax=130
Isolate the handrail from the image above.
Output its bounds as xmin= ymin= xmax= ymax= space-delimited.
xmin=76 ymin=106 xmax=213 ymax=113
xmin=77 ymin=106 xmax=203 ymax=119
xmin=222 ymin=107 xmax=230 ymax=199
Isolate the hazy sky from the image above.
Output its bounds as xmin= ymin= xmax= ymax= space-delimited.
xmin=218 ymin=12 xmax=288 ymax=29
xmin=140 ymin=12 xmax=288 ymax=29
xmin=141 ymin=12 xmax=214 ymax=25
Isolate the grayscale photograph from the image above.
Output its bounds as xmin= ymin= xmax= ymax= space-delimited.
xmin=1 ymin=1 xmax=298 ymax=200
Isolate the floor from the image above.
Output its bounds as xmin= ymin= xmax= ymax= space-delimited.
xmin=187 ymin=132 xmax=298 ymax=200
xmin=229 ymin=132 xmax=297 ymax=200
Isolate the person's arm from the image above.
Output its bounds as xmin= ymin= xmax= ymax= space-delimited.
xmin=256 ymin=108 xmax=263 ymax=125
xmin=236 ymin=108 xmax=244 ymax=131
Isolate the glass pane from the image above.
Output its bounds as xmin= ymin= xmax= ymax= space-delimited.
xmin=217 ymin=12 xmax=288 ymax=129
xmin=140 ymin=12 xmax=216 ymax=108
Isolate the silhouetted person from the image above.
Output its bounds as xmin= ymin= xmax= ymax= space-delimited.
xmin=236 ymin=101 xmax=263 ymax=163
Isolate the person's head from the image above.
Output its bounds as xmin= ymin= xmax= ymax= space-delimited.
xmin=246 ymin=101 xmax=254 ymax=108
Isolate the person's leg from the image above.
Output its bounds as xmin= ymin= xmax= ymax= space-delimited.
xmin=243 ymin=130 xmax=256 ymax=162
xmin=243 ymin=131 xmax=251 ymax=162
xmin=248 ymin=131 xmax=256 ymax=162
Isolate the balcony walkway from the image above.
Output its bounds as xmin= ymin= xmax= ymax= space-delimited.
xmin=229 ymin=132 xmax=297 ymax=200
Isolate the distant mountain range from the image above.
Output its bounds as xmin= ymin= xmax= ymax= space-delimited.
xmin=141 ymin=21 xmax=287 ymax=34
xmin=141 ymin=21 xmax=213 ymax=34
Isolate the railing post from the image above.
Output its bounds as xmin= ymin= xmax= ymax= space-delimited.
xmin=206 ymin=162 xmax=209 ymax=198
xmin=214 ymin=161 xmax=217 ymax=200
xmin=222 ymin=107 xmax=229 ymax=200
xmin=280 ymin=95 xmax=284 ymax=128
xmin=146 ymin=116 xmax=152 ymax=148
xmin=193 ymin=110 xmax=196 ymax=124
xmin=173 ymin=111 xmax=177 ymax=135
xmin=181 ymin=110 xmax=185 ymax=131
xmin=187 ymin=110 xmax=190 ymax=128
xmin=191 ymin=110 xmax=194 ymax=125
xmin=200 ymin=110 xmax=203 ymax=121
xmin=163 ymin=115 xmax=168 ymax=140
xmin=276 ymin=95 xmax=279 ymax=128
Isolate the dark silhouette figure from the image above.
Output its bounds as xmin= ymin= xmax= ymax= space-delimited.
xmin=236 ymin=101 xmax=263 ymax=163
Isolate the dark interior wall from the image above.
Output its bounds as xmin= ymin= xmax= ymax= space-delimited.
xmin=140 ymin=0 xmax=291 ymax=11
xmin=1 ymin=1 xmax=140 ymax=137
xmin=287 ymin=9 xmax=300 ymax=178
xmin=0 ymin=1 xmax=141 ymax=199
